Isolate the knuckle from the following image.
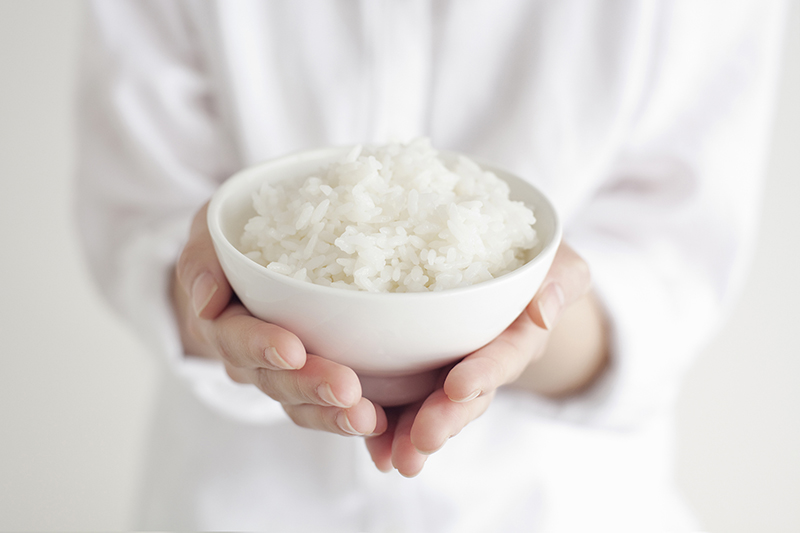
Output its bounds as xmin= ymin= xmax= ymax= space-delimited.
xmin=484 ymin=346 xmax=512 ymax=385
xmin=213 ymin=314 xmax=257 ymax=367
xmin=185 ymin=314 xmax=207 ymax=346
xmin=289 ymin=376 xmax=315 ymax=404
xmin=490 ymin=338 xmax=527 ymax=384
xmin=574 ymin=257 xmax=591 ymax=292
xmin=562 ymin=246 xmax=591 ymax=294
xmin=252 ymin=368 xmax=305 ymax=405
xmin=283 ymin=404 xmax=336 ymax=433
xmin=215 ymin=330 xmax=238 ymax=366
xmin=453 ymin=400 xmax=472 ymax=427
xmin=251 ymin=368 xmax=281 ymax=399
xmin=224 ymin=364 xmax=248 ymax=384
xmin=175 ymin=247 xmax=193 ymax=287
xmin=244 ymin=322 xmax=273 ymax=363
xmin=281 ymin=405 xmax=310 ymax=428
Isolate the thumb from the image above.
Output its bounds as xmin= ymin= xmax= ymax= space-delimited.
xmin=175 ymin=202 xmax=234 ymax=320
xmin=527 ymin=243 xmax=591 ymax=330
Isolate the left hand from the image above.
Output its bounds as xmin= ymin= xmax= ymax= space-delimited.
xmin=364 ymin=243 xmax=597 ymax=476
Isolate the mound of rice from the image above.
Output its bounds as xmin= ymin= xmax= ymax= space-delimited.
xmin=240 ymin=139 xmax=537 ymax=292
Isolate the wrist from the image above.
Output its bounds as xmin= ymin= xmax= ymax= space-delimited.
xmin=512 ymin=292 xmax=610 ymax=398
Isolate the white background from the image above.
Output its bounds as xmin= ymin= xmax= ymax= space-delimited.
xmin=0 ymin=1 xmax=797 ymax=530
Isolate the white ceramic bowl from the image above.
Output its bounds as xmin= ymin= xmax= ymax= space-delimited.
xmin=208 ymin=147 xmax=561 ymax=405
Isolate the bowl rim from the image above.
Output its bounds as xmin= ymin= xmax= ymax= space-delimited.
xmin=207 ymin=145 xmax=562 ymax=301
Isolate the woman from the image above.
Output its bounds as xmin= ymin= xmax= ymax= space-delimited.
xmin=75 ymin=1 xmax=786 ymax=530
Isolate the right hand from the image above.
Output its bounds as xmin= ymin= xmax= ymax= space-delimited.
xmin=172 ymin=202 xmax=387 ymax=437
xmin=364 ymin=243 xmax=604 ymax=477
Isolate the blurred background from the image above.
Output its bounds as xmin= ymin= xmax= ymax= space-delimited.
xmin=0 ymin=1 xmax=797 ymax=531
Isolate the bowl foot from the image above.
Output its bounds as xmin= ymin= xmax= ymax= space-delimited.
xmin=358 ymin=370 xmax=440 ymax=407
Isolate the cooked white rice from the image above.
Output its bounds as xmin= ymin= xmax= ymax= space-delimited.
xmin=240 ymin=139 xmax=537 ymax=292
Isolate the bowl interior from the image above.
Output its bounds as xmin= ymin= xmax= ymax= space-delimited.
xmin=212 ymin=147 xmax=560 ymax=279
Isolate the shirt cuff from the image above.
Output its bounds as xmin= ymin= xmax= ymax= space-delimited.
xmin=513 ymin=234 xmax=718 ymax=430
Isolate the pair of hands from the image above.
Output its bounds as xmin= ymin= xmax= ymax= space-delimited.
xmin=173 ymin=203 xmax=595 ymax=477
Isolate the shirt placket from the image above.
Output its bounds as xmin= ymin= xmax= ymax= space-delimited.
xmin=361 ymin=0 xmax=432 ymax=142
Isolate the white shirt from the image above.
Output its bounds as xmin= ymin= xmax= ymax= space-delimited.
xmin=75 ymin=1 xmax=786 ymax=531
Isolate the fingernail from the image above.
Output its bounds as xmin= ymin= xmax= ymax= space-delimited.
xmin=192 ymin=272 xmax=218 ymax=317
xmin=374 ymin=462 xmax=393 ymax=474
xmin=264 ymin=347 xmax=295 ymax=370
xmin=537 ymin=282 xmax=565 ymax=330
xmin=417 ymin=442 xmax=446 ymax=455
xmin=399 ymin=464 xmax=425 ymax=479
xmin=452 ymin=389 xmax=481 ymax=403
xmin=317 ymin=383 xmax=348 ymax=408
xmin=336 ymin=410 xmax=362 ymax=435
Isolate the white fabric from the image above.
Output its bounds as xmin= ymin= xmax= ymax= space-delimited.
xmin=75 ymin=1 xmax=786 ymax=531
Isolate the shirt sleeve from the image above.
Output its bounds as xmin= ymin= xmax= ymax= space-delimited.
xmin=516 ymin=0 xmax=788 ymax=429
xmin=74 ymin=0 xmax=290 ymax=424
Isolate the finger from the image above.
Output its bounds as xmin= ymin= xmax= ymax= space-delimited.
xmin=249 ymin=353 xmax=362 ymax=408
xmin=283 ymin=397 xmax=384 ymax=436
xmin=443 ymin=311 xmax=544 ymax=402
xmin=372 ymin=402 xmax=389 ymax=436
xmin=526 ymin=243 xmax=591 ymax=330
xmin=390 ymin=403 xmax=428 ymax=477
xmin=410 ymin=389 xmax=494 ymax=455
xmin=210 ymin=303 xmax=307 ymax=370
xmin=175 ymin=202 xmax=233 ymax=320
xmin=224 ymin=363 xmax=251 ymax=385
xmin=365 ymin=411 xmax=397 ymax=472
